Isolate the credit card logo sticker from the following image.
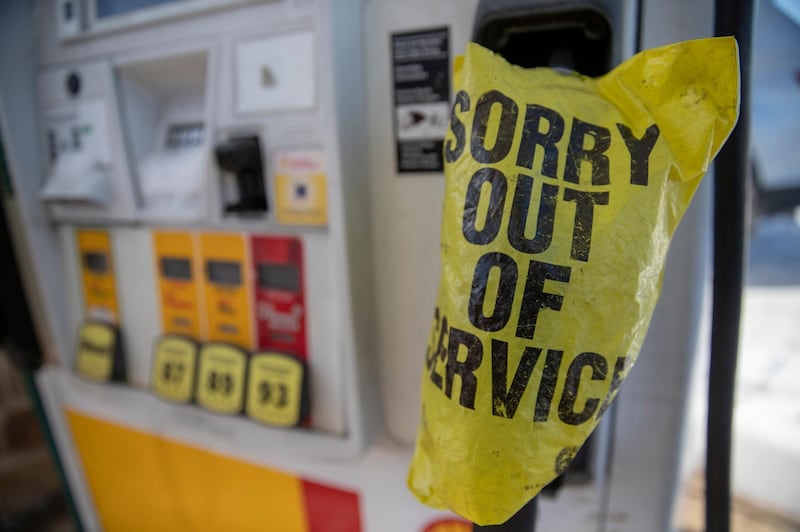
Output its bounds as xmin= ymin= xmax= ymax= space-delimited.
xmin=274 ymin=149 xmax=328 ymax=226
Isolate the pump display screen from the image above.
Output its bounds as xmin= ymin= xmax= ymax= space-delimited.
xmin=257 ymin=264 xmax=300 ymax=292
xmin=207 ymin=260 xmax=242 ymax=286
xmin=83 ymin=252 xmax=108 ymax=273
xmin=96 ymin=0 xmax=190 ymax=19
xmin=160 ymin=257 xmax=192 ymax=281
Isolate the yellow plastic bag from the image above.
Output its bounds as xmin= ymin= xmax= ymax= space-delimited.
xmin=408 ymin=37 xmax=739 ymax=525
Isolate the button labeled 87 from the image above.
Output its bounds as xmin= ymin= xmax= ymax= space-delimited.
xmin=151 ymin=335 xmax=198 ymax=403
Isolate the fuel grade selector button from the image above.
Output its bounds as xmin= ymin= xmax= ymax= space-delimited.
xmin=245 ymin=352 xmax=308 ymax=428
xmin=151 ymin=335 xmax=199 ymax=403
xmin=75 ymin=321 xmax=125 ymax=383
xmin=195 ymin=343 xmax=248 ymax=415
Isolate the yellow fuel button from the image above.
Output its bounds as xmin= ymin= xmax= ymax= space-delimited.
xmin=245 ymin=352 xmax=307 ymax=428
xmin=151 ymin=335 xmax=198 ymax=403
xmin=195 ymin=343 xmax=248 ymax=415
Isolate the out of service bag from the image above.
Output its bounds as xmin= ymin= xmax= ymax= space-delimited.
xmin=408 ymin=37 xmax=739 ymax=525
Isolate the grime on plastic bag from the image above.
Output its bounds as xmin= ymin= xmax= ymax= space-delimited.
xmin=407 ymin=37 xmax=740 ymax=525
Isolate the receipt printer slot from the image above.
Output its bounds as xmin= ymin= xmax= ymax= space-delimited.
xmin=215 ymin=135 xmax=267 ymax=214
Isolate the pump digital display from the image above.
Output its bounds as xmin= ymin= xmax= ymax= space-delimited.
xmin=83 ymin=252 xmax=108 ymax=273
xmin=207 ymin=261 xmax=242 ymax=286
xmin=257 ymin=264 xmax=300 ymax=292
xmin=160 ymin=257 xmax=192 ymax=281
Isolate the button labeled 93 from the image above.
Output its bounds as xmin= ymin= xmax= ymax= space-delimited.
xmin=245 ymin=352 xmax=307 ymax=428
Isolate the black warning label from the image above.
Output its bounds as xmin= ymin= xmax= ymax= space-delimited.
xmin=391 ymin=27 xmax=450 ymax=173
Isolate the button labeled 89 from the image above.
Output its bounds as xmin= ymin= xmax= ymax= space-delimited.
xmin=195 ymin=343 xmax=247 ymax=414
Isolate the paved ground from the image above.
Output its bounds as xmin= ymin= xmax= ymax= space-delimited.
xmin=677 ymin=0 xmax=800 ymax=524
xmin=676 ymin=470 xmax=800 ymax=532
xmin=732 ymin=212 xmax=800 ymax=523
xmin=676 ymin=211 xmax=800 ymax=531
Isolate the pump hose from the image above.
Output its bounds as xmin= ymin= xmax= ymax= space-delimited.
xmin=707 ymin=1 xmax=754 ymax=531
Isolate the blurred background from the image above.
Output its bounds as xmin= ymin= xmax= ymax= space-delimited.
xmin=674 ymin=0 xmax=800 ymax=529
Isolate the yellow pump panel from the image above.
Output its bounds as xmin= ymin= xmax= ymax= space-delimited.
xmin=153 ymin=231 xmax=203 ymax=338
xmin=76 ymin=229 xmax=119 ymax=323
xmin=198 ymin=233 xmax=252 ymax=349
xmin=66 ymin=409 xmax=308 ymax=532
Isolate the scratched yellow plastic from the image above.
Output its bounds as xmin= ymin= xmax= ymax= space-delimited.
xmin=408 ymin=38 xmax=739 ymax=525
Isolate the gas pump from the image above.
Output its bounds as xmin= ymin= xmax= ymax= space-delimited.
xmin=0 ymin=0 xmax=724 ymax=530
xmin=2 ymin=1 xmax=381 ymax=529
xmin=365 ymin=0 xmax=718 ymax=530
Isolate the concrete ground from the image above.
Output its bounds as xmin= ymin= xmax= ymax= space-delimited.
xmin=675 ymin=211 xmax=800 ymax=531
